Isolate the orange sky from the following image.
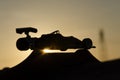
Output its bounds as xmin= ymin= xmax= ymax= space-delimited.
xmin=0 ymin=0 xmax=120 ymax=69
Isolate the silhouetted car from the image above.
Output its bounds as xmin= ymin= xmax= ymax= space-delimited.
xmin=16 ymin=27 xmax=95 ymax=51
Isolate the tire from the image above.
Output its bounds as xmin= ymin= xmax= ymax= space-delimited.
xmin=16 ymin=38 xmax=30 ymax=51
xmin=82 ymin=38 xmax=93 ymax=49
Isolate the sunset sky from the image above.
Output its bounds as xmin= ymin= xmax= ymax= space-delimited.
xmin=0 ymin=0 xmax=120 ymax=69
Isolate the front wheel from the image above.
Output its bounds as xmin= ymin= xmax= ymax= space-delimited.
xmin=82 ymin=38 xmax=93 ymax=49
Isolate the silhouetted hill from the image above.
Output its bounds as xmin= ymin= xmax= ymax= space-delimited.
xmin=0 ymin=50 xmax=120 ymax=80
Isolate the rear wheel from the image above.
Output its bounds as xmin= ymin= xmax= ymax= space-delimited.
xmin=16 ymin=38 xmax=30 ymax=51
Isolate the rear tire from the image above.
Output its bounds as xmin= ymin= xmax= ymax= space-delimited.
xmin=16 ymin=38 xmax=30 ymax=51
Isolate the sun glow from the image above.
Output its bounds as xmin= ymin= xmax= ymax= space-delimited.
xmin=42 ymin=48 xmax=77 ymax=54
xmin=42 ymin=49 xmax=61 ymax=53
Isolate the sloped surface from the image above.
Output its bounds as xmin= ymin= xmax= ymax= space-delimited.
xmin=0 ymin=50 xmax=120 ymax=80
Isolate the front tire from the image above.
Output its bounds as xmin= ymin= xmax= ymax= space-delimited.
xmin=82 ymin=38 xmax=93 ymax=49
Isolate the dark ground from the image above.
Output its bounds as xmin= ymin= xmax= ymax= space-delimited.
xmin=0 ymin=50 xmax=120 ymax=80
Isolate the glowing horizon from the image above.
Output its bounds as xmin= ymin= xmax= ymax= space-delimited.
xmin=42 ymin=48 xmax=77 ymax=54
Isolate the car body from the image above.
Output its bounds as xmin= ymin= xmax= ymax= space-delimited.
xmin=16 ymin=28 xmax=95 ymax=51
xmin=35 ymin=30 xmax=84 ymax=51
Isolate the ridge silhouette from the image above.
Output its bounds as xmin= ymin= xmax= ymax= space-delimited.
xmin=1 ymin=50 xmax=120 ymax=80
xmin=0 ymin=50 xmax=101 ymax=80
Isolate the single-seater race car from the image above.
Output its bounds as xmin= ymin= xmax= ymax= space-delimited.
xmin=16 ymin=27 xmax=95 ymax=51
